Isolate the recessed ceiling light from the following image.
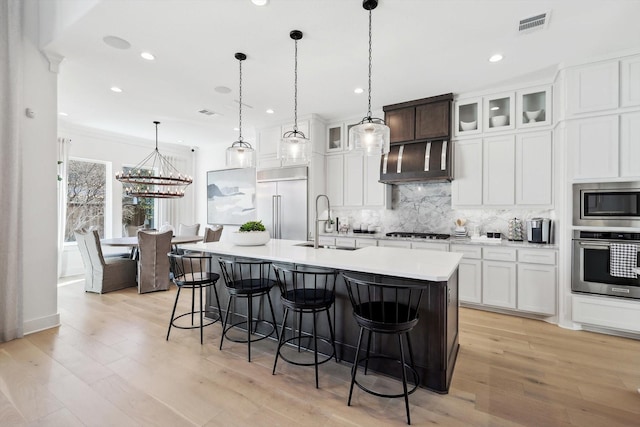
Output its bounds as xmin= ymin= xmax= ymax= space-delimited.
xmin=110 ymin=86 xmax=123 ymax=93
xmin=215 ymin=86 xmax=232 ymax=94
xmin=103 ymin=35 xmax=131 ymax=50
xmin=489 ymin=54 xmax=503 ymax=63
xmin=58 ymin=112 xmax=68 ymax=116
xmin=140 ymin=52 xmax=155 ymax=60
xmin=354 ymin=87 xmax=364 ymax=94
xmin=233 ymin=127 xmax=240 ymax=131
xmin=490 ymin=106 xmax=500 ymax=111
xmin=252 ymin=0 xmax=269 ymax=5
xmin=177 ymin=140 xmax=183 ymax=143
xmin=266 ymin=109 xmax=275 ymax=114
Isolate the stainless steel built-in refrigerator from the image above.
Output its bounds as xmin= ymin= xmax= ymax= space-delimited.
xmin=256 ymin=166 xmax=308 ymax=240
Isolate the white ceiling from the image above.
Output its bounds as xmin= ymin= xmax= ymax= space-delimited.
xmin=49 ymin=0 xmax=640 ymax=148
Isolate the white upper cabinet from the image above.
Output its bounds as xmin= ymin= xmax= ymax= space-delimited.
xmin=364 ymin=155 xmax=385 ymax=207
xmin=516 ymin=131 xmax=553 ymax=206
xmin=567 ymin=60 xmax=619 ymax=115
xmin=621 ymin=55 xmax=640 ymax=107
xmin=517 ymin=86 xmax=552 ymax=128
xmin=484 ymin=92 xmax=515 ymax=132
xmin=452 ymin=139 xmax=482 ymax=206
xmin=454 ymin=97 xmax=482 ymax=136
xmin=483 ymin=135 xmax=515 ymax=205
xmin=257 ymin=125 xmax=281 ymax=160
xmin=569 ymin=115 xmax=619 ymax=179
xmin=326 ymin=122 xmax=345 ymax=153
xmin=326 ymin=155 xmax=344 ymax=207
xmin=344 ymin=153 xmax=364 ymax=206
xmin=620 ymin=112 xmax=640 ymax=178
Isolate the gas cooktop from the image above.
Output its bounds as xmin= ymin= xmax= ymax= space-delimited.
xmin=385 ymin=232 xmax=450 ymax=240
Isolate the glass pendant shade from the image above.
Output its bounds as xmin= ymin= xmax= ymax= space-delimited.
xmin=280 ymin=30 xmax=310 ymax=164
xmin=226 ymin=141 xmax=255 ymax=168
xmin=348 ymin=119 xmax=390 ymax=156
xmin=349 ymin=0 xmax=390 ymax=156
xmin=280 ymin=132 xmax=311 ymax=163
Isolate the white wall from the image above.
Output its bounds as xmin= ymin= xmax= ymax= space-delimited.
xmin=21 ymin=0 xmax=60 ymax=334
xmin=193 ymin=142 xmax=240 ymax=239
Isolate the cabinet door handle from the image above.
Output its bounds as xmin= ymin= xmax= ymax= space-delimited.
xmin=424 ymin=142 xmax=431 ymax=171
xmin=397 ymin=145 xmax=404 ymax=173
xmin=441 ymin=140 xmax=448 ymax=171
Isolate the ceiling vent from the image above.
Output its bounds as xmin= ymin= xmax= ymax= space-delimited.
xmin=518 ymin=11 xmax=550 ymax=33
xmin=198 ymin=109 xmax=219 ymax=117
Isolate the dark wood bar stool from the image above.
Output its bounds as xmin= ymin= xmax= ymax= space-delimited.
xmin=218 ymin=258 xmax=279 ymax=362
xmin=272 ymin=266 xmax=338 ymax=388
xmin=167 ymin=252 xmax=223 ymax=344
xmin=342 ymin=272 xmax=425 ymax=425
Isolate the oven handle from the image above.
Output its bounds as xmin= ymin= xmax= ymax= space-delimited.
xmin=577 ymin=241 xmax=611 ymax=249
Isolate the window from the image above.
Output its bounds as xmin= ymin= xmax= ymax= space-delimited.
xmin=121 ymin=166 xmax=157 ymax=234
xmin=65 ymin=159 xmax=106 ymax=242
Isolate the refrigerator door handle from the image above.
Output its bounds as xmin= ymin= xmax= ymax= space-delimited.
xmin=272 ymin=195 xmax=277 ymax=237
xmin=277 ymin=195 xmax=283 ymax=239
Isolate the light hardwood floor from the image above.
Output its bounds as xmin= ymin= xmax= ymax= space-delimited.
xmin=1 ymin=280 xmax=639 ymax=426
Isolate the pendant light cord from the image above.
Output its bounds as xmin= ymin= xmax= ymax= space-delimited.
xmin=293 ymin=37 xmax=299 ymax=132
xmin=154 ymin=121 xmax=159 ymax=151
xmin=367 ymin=8 xmax=373 ymax=119
xmin=238 ymin=57 xmax=243 ymax=142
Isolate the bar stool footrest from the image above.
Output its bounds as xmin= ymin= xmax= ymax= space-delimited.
xmin=277 ymin=335 xmax=335 ymax=367
xmin=354 ymin=354 xmax=420 ymax=399
xmin=223 ymin=319 xmax=276 ymax=344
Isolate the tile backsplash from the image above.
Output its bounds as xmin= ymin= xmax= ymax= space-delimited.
xmin=331 ymin=182 xmax=554 ymax=236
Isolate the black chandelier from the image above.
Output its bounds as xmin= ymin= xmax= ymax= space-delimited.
xmin=115 ymin=121 xmax=193 ymax=198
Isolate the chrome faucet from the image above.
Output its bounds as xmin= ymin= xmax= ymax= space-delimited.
xmin=314 ymin=194 xmax=331 ymax=249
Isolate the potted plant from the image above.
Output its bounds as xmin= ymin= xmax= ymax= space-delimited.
xmin=230 ymin=220 xmax=270 ymax=246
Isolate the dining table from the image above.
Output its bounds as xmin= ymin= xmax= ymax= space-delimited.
xmin=101 ymin=235 xmax=203 ymax=259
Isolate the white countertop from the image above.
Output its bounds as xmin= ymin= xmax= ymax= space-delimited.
xmin=180 ymin=239 xmax=462 ymax=282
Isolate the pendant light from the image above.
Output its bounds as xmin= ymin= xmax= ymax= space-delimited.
xmin=348 ymin=0 xmax=390 ymax=156
xmin=280 ymin=30 xmax=311 ymax=163
xmin=116 ymin=121 xmax=192 ymax=198
xmin=226 ymin=52 xmax=255 ymax=168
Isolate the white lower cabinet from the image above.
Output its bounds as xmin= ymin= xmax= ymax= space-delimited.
xmin=378 ymin=240 xmax=412 ymax=248
xmin=410 ymin=242 xmax=448 ymax=251
xmin=453 ymin=244 xmax=557 ymax=316
xmin=317 ymin=236 xmax=335 ymax=246
xmin=458 ymin=259 xmax=482 ymax=304
xmin=517 ymin=263 xmax=556 ymax=315
xmin=335 ymin=237 xmax=356 ymax=248
xmin=355 ymin=238 xmax=377 ymax=248
xmin=482 ymin=261 xmax=517 ymax=309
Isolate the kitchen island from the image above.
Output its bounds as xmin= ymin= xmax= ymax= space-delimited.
xmin=180 ymin=239 xmax=462 ymax=393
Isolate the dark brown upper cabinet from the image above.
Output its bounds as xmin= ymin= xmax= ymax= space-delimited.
xmin=384 ymin=93 xmax=453 ymax=145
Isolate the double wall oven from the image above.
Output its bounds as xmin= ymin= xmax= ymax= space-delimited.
xmin=572 ymin=182 xmax=640 ymax=299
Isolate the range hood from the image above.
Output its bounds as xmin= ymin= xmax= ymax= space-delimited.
xmin=380 ymin=93 xmax=453 ymax=184
xmin=379 ymin=139 xmax=452 ymax=183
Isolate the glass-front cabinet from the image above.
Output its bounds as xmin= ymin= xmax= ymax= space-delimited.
xmin=484 ymin=92 xmax=515 ymax=132
xmin=517 ymin=86 xmax=551 ymax=127
xmin=454 ymin=97 xmax=482 ymax=136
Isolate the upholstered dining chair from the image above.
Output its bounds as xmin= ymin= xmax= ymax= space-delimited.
xmin=204 ymin=225 xmax=223 ymax=242
xmin=74 ymin=229 xmax=137 ymax=294
xmin=178 ymin=223 xmax=200 ymax=236
xmin=137 ymin=230 xmax=172 ymax=294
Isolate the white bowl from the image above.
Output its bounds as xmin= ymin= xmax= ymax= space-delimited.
xmin=524 ymin=110 xmax=542 ymax=123
xmin=490 ymin=115 xmax=508 ymax=127
xmin=229 ymin=230 xmax=270 ymax=246
xmin=460 ymin=120 xmax=477 ymax=131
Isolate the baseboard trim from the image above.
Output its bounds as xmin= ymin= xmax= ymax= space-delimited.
xmin=24 ymin=313 xmax=61 ymax=335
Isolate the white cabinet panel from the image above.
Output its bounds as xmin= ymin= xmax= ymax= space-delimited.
xmin=518 ymin=249 xmax=556 ymax=265
xmin=516 ymin=131 xmax=552 ymax=206
xmin=621 ymin=55 xmax=640 ymax=107
xmin=454 ymin=97 xmax=482 ymax=136
xmin=335 ymin=237 xmax=356 ymax=248
xmin=483 ymin=135 xmax=515 ymax=205
xmin=317 ymin=236 xmax=335 ymax=246
xmin=482 ymin=261 xmax=516 ymax=309
xmin=570 ymin=116 xmax=619 ymax=179
xmin=258 ymin=125 xmax=282 ymax=160
xmin=450 ymin=244 xmax=482 ymax=259
xmin=411 ymin=242 xmax=449 ymax=252
xmin=459 ymin=259 xmax=482 ymax=304
xmin=344 ymin=153 xmax=364 ymax=206
xmin=620 ymin=112 xmax=640 ymax=178
xmin=567 ymin=61 xmax=619 ymax=114
xmin=483 ymin=247 xmax=517 ymax=262
xmin=326 ymin=155 xmax=344 ymax=207
xmin=364 ymin=155 xmax=385 ymax=207
xmin=452 ymin=139 xmax=482 ymax=206
xmin=517 ymin=263 xmax=556 ymax=315
xmin=378 ymin=240 xmax=412 ymax=248
xmin=573 ymin=295 xmax=640 ymax=333
xmin=355 ymin=238 xmax=377 ymax=248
